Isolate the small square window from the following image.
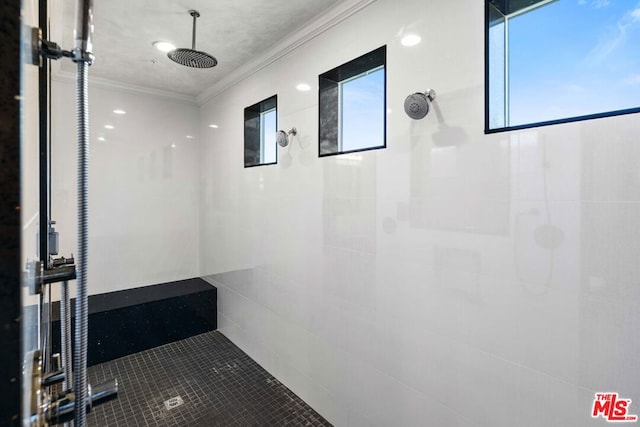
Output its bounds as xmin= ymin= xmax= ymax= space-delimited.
xmin=319 ymin=46 xmax=386 ymax=156
xmin=486 ymin=0 xmax=640 ymax=132
xmin=244 ymin=95 xmax=277 ymax=167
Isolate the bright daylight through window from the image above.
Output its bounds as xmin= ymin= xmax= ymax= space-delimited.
xmin=487 ymin=0 xmax=640 ymax=131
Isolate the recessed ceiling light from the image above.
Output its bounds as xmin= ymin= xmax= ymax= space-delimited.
xmin=401 ymin=34 xmax=421 ymax=47
xmin=186 ymin=135 xmax=194 ymax=139
xmin=104 ymin=125 xmax=114 ymax=129
xmin=97 ymin=136 xmax=106 ymax=142
xmin=113 ymin=109 xmax=126 ymax=115
xmin=296 ymin=83 xmax=311 ymax=92
xmin=152 ymin=41 xmax=176 ymax=53
xmin=209 ymin=124 xmax=219 ymax=128
xmin=171 ymin=143 xmax=176 ymax=148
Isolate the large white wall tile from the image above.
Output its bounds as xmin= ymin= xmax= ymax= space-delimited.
xmin=51 ymin=80 xmax=200 ymax=295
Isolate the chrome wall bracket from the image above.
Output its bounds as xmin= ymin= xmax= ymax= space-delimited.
xmin=25 ymin=25 xmax=94 ymax=67
xmin=25 ymin=350 xmax=118 ymax=426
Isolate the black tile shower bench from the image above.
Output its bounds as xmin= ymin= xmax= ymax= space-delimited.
xmin=50 ymin=278 xmax=217 ymax=366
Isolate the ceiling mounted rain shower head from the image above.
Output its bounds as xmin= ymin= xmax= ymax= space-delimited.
xmin=404 ymin=89 xmax=436 ymax=120
xmin=168 ymin=10 xmax=217 ymax=68
xmin=276 ymin=127 xmax=297 ymax=147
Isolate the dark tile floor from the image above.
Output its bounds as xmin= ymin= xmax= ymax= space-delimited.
xmin=86 ymin=331 xmax=332 ymax=426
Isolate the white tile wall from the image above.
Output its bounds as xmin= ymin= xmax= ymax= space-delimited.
xmin=51 ymin=80 xmax=200 ymax=295
xmin=199 ymin=0 xmax=640 ymax=426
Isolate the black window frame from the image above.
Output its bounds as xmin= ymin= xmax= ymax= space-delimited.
xmin=318 ymin=45 xmax=387 ymax=157
xmin=244 ymin=95 xmax=278 ymax=168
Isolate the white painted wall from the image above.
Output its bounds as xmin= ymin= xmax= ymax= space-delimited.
xmin=51 ymin=79 xmax=200 ymax=295
xmin=199 ymin=0 xmax=640 ymax=425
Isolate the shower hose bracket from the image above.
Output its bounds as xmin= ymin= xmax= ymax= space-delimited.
xmin=27 ymin=26 xmax=94 ymax=66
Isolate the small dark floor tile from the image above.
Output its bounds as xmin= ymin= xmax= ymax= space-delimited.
xmin=86 ymin=331 xmax=332 ymax=427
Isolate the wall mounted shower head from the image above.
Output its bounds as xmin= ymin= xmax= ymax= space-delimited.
xmin=276 ymin=127 xmax=297 ymax=147
xmin=168 ymin=10 xmax=217 ymax=68
xmin=404 ymin=89 xmax=436 ymax=120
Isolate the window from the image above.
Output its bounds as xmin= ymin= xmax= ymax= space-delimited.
xmin=319 ymin=46 xmax=386 ymax=156
xmin=244 ymin=95 xmax=277 ymax=167
xmin=486 ymin=0 xmax=640 ymax=132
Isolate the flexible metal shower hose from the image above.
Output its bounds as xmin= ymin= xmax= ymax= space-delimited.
xmin=61 ymin=280 xmax=72 ymax=391
xmin=74 ymin=60 xmax=89 ymax=427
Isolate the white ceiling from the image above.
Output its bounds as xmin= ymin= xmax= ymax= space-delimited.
xmin=57 ymin=0 xmax=347 ymax=97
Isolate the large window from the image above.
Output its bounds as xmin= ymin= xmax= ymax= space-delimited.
xmin=486 ymin=0 xmax=640 ymax=132
xmin=244 ymin=95 xmax=277 ymax=167
xmin=319 ymin=46 xmax=386 ymax=156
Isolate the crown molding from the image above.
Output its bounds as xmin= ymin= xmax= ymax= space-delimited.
xmin=50 ymin=62 xmax=198 ymax=105
xmin=196 ymin=0 xmax=377 ymax=106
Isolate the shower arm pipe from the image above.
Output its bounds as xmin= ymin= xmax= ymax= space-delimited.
xmin=191 ymin=10 xmax=199 ymax=50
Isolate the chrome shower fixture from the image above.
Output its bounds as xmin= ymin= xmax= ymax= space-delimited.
xmin=168 ymin=10 xmax=218 ymax=68
xmin=404 ymin=89 xmax=436 ymax=120
xmin=276 ymin=127 xmax=297 ymax=147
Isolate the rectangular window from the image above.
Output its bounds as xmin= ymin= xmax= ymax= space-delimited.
xmin=319 ymin=46 xmax=386 ymax=156
xmin=244 ymin=95 xmax=277 ymax=167
xmin=486 ymin=0 xmax=640 ymax=132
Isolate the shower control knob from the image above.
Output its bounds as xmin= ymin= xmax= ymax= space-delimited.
xmin=26 ymin=351 xmax=119 ymax=427
xmin=42 ymin=370 xmax=66 ymax=387
xmin=44 ymin=379 xmax=119 ymax=425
